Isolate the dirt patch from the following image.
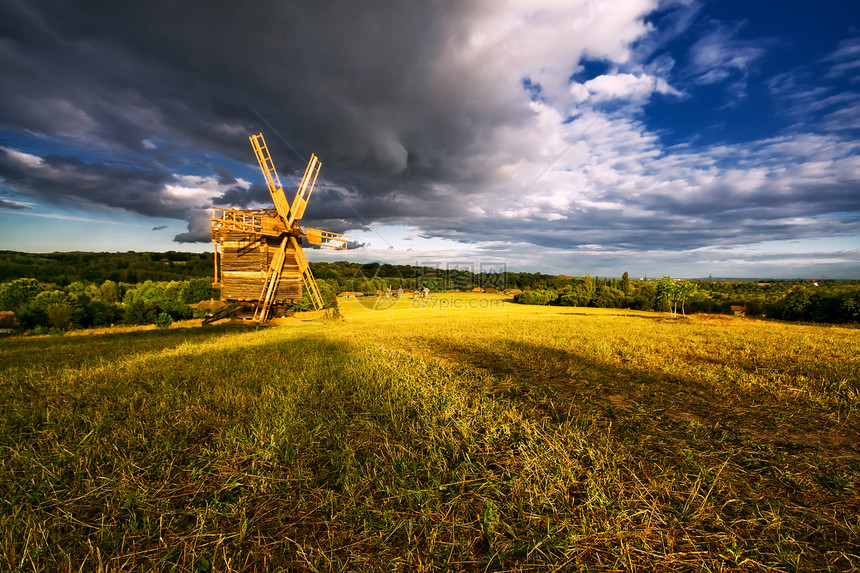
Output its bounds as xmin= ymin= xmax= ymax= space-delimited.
xmin=607 ymin=391 xmax=641 ymax=409
xmin=267 ymin=317 xmax=305 ymax=326
xmin=189 ymin=300 xmax=226 ymax=310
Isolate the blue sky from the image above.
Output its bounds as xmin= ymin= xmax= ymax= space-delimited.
xmin=1 ymin=0 xmax=858 ymax=278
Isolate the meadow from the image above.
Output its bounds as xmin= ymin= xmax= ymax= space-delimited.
xmin=1 ymin=293 xmax=858 ymax=572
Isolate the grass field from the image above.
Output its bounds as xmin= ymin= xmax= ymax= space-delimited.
xmin=1 ymin=293 xmax=858 ymax=572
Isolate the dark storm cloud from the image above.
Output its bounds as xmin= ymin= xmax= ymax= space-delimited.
xmin=0 ymin=147 xmax=248 ymax=220
xmin=214 ymin=182 xmax=271 ymax=209
xmin=0 ymin=1 xmax=503 ymax=181
xmin=0 ymin=198 xmax=29 ymax=210
xmin=0 ymin=0 xmax=857 ymax=258
xmin=0 ymin=0 xmax=529 ymax=239
xmin=174 ymin=208 xmax=213 ymax=243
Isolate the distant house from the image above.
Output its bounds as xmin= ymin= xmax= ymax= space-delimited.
xmin=730 ymin=305 xmax=746 ymax=317
xmin=337 ymin=291 xmax=364 ymax=298
xmin=471 ymin=287 xmax=484 ymax=293
xmin=0 ymin=311 xmax=20 ymax=335
xmin=505 ymin=288 xmax=523 ymax=296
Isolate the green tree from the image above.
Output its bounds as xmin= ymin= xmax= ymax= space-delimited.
xmin=98 ymin=280 xmax=120 ymax=304
xmin=656 ymin=277 xmax=696 ymax=318
xmin=621 ymin=271 xmax=631 ymax=295
xmin=181 ymin=277 xmax=218 ymax=304
xmin=0 ymin=278 xmax=47 ymax=313
xmin=674 ymin=279 xmax=696 ymax=316
xmin=24 ymin=290 xmax=82 ymax=329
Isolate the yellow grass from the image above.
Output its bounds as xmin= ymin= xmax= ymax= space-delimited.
xmin=0 ymin=293 xmax=857 ymax=571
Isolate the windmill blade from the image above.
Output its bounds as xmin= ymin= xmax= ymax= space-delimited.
xmin=254 ymin=236 xmax=289 ymax=322
xmin=250 ymin=133 xmax=293 ymax=222
xmin=290 ymin=236 xmax=324 ymax=310
xmin=304 ymin=228 xmax=349 ymax=250
xmin=287 ymin=155 xmax=321 ymax=226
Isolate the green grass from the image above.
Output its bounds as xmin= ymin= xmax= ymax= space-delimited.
xmin=1 ymin=294 xmax=858 ymax=571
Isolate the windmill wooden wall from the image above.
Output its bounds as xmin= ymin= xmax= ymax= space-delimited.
xmin=215 ymin=232 xmax=302 ymax=302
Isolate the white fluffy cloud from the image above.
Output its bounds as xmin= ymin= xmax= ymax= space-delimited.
xmin=570 ymin=73 xmax=681 ymax=103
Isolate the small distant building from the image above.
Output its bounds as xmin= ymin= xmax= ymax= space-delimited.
xmin=730 ymin=305 xmax=746 ymax=317
xmin=471 ymin=287 xmax=485 ymax=293
xmin=338 ymin=291 xmax=364 ymax=298
xmin=505 ymin=288 xmax=523 ymax=296
xmin=811 ymin=280 xmax=819 ymax=287
xmin=0 ymin=311 xmax=20 ymax=335
xmin=484 ymin=287 xmax=498 ymax=294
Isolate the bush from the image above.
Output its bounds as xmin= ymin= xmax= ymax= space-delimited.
xmin=24 ymin=325 xmax=65 ymax=336
xmin=514 ymin=289 xmax=558 ymax=305
xmin=123 ymin=281 xmax=192 ymax=324
xmin=0 ymin=278 xmax=48 ymax=314
xmin=181 ymin=278 xmax=218 ymax=304
xmin=155 ymin=313 xmax=173 ymax=329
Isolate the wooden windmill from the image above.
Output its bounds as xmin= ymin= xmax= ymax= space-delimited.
xmin=211 ymin=133 xmax=347 ymax=322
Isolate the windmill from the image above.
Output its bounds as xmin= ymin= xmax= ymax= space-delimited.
xmin=211 ymin=133 xmax=348 ymax=322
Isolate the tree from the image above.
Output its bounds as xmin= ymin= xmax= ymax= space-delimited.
xmin=674 ymin=279 xmax=696 ymax=316
xmin=621 ymin=271 xmax=631 ymax=295
xmin=98 ymin=280 xmax=121 ymax=304
xmin=0 ymin=278 xmax=46 ymax=313
xmin=181 ymin=277 xmax=218 ymax=304
xmin=24 ymin=290 xmax=82 ymax=329
xmin=656 ymin=277 xmax=696 ymax=318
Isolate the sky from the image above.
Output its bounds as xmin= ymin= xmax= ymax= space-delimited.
xmin=1 ymin=0 xmax=859 ymax=278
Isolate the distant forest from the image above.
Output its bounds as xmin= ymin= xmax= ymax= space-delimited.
xmin=0 ymin=251 xmax=214 ymax=284
xmin=0 ymin=251 xmax=858 ymax=332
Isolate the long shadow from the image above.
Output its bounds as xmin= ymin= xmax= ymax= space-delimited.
xmin=558 ymin=311 xmax=665 ymax=320
xmin=418 ymin=334 xmax=860 ymax=462
xmin=0 ymin=323 xmax=258 ymax=371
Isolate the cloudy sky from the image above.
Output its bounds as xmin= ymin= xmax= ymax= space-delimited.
xmin=1 ymin=1 xmax=858 ymax=278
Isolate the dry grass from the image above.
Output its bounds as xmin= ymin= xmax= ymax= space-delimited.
xmin=0 ymin=294 xmax=857 ymax=571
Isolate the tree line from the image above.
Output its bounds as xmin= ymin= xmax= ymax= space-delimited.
xmin=1 ymin=252 xmax=857 ymax=327
xmin=513 ymin=274 xmax=860 ymax=324
xmin=0 ymin=251 xmax=214 ymax=285
xmin=0 ymin=277 xmax=218 ymax=334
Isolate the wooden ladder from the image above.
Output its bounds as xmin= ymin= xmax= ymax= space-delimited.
xmin=250 ymin=133 xmax=292 ymax=220
xmin=254 ymin=237 xmax=288 ymax=322
xmin=287 ymin=155 xmax=321 ymax=226
xmin=291 ymin=236 xmax=323 ymax=310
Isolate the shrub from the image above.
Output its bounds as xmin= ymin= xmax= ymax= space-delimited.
xmin=155 ymin=313 xmax=173 ymax=329
xmin=24 ymin=325 xmax=65 ymax=336
xmin=514 ymin=289 xmax=558 ymax=305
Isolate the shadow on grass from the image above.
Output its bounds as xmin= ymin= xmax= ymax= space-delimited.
xmin=557 ymin=311 xmax=666 ymax=320
xmin=0 ymin=323 xmax=258 ymax=371
xmin=419 ymin=334 xmax=860 ymax=462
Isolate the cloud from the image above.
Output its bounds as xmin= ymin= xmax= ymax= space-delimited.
xmin=152 ymin=225 xmax=167 ymax=231
xmin=0 ymin=1 xmax=857 ymax=273
xmin=174 ymin=208 xmax=213 ymax=243
xmin=0 ymin=146 xmax=248 ymax=227
xmin=822 ymin=37 xmax=860 ymax=80
xmin=766 ymin=40 xmax=860 ymax=133
xmin=0 ymin=197 xmax=32 ymax=210
xmin=682 ymin=21 xmax=771 ymax=105
xmin=570 ymin=72 xmax=680 ymax=103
